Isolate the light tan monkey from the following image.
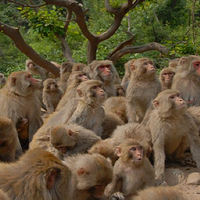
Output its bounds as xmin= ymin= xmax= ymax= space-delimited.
xmin=63 ymin=153 xmax=113 ymax=200
xmin=147 ymin=89 xmax=200 ymax=185
xmin=87 ymin=60 xmax=120 ymax=97
xmin=0 ymin=71 xmax=43 ymax=142
xmin=105 ymin=139 xmax=155 ymax=200
xmin=172 ymin=55 xmax=200 ymax=107
xmin=0 ymin=117 xmax=21 ymax=162
xmin=126 ymin=57 xmax=161 ymax=123
xmin=42 ymin=78 xmax=63 ymax=114
xmin=159 ymin=67 xmax=176 ymax=91
xmin=56 ymin=70 xmax=89 ymax=111
xmin=0 ymin=148 xmax=72 ymax=200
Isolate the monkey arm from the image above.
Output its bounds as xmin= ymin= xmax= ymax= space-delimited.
xmin=126 ymin=101 xmax=137 ymax=123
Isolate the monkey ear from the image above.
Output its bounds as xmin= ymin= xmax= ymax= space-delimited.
xmin=67 ymin=129 xmax=74 ymax=136
xmin=179 ymin=57 xmax=187 ymax=66
xmin=46 ymin=168 xmax=59 ymax=190
xmin=115 ymin=146 xmax=122 ymax=157
xmin=76 ymin=89 xmax=84 ymax=97
xmin=77 ymin=167 xmax=87 ymax=175
xmin=130 ymin=65 xmax=136 ymax=71
xmin=153 ymin=100 xmax=159 ymax=108
xmin=11 ymin=77 xmax=17 ymax=85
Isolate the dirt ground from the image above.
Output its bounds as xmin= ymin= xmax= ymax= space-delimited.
xmin=164 ymin=152 xmax=200 ymax=200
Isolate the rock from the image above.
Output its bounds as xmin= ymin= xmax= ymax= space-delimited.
xmin=165 ymin=168 xmax=185 ymax=186
xmin=187 ymin=172 xmax=200 ymax=185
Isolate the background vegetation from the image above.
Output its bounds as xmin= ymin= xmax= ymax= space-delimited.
xmin=0 ymin=0 xmax=200 ymax=76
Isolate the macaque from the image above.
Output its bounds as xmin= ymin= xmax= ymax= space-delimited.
xmin=115 ymin=84 xmax=126 ymax=96
xmin=147 ymin=89 xmax=200 ymax=185
xmin=159 ymin=67 xmax=176 ymax=91
xmin=88 ymin=138 xmax=118 ymax=165
xmin=72 ymin=62 xmax=88 ymax=72
xmin=168 ymin=58 xmax=180 ymax=69
xmin=0 ymin=148 xmax=72 ymax=200
xmin=0 ymin=117 xmax=21 ymax=162
xmin=50 ymin=124 xmax=101 ymax=157
xmin=87 ymin=60 xmax=119 ymax=97
xmin=188 ymin=106 xmax=200 ymax=135
xmin=25 ymin=59 xmax=47 ymax=81
xmin=0 ymin=73 xmax=6 ymax=88
xmin=104 ymin=139 xmax=155 ymax=200
xmin=172 ymin=55 xmax=200 ymax=107
xmin=56 ymin=71 xmax=89 ymax=111
xmin=121 ymin=59 xmax=135 ymax=89
xmin=58 ymin=61 xmax=73 ymax=92
xmin=0 ymin=71 xmax=43 ymax=142
xmin=103 ymin=96 xmax=127 ymax=123
xmin=42 ymin=78 xmax=63 ymax=114
xmin=126 ymin=57 xmax=161 ymax=123
xmin=0 ymin=189 xmax=10 ymax=200
xmin=133 ymin=186 xmax=187 ymax=200
xmin=63 ymin=153 xmax=113 ymax=200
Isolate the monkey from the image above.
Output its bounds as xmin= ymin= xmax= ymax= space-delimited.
xmin=133 ymin=186 xmax=187 ymax=200
xmin=104 ymin=139 xmax=155 ymax=200
xmin=56 ymin=70 xmax=89 ymax=111
xmin=72 ymin=62 xmax=88 ymax=72
xmin=121 ymin=59 xmax=136 ymax=90
xmin=103 ymin=96 xmax=127 ymax=123
xmin=159 ymin=67 xmax=176 ymax=91
xmin=0 ymin=71 xmax=43 ymax=142
xmin=126 ymin=57 xmax=161 ymax=123
xmin=146 ymin=89 xmax=200 ymax=185
xmin=63 ymin=153 xmax=113 ymax=200
xmin=88 ymin=138 xmax=118 ymax=165
xmin=188 ymin=106 xmax=200 ymax=135
xmin=58 ymin=61 xmax=74 ymax=92
xmin=87 ymin=60 xmax=119 ymax=97
xmin=0 ymin=148 xmax=73 ymax=200
xmin=16 ymin=118 xmax=29 ymax=151
xmin=115 ymin=84 xmax=126 ymax=96
xmin=172 ymin=55 xmax=200 ymax=107
xmin=0 ymin=189 xmax=10 ymax=200
xmin=0 ymin=116 xmax=21 ymax=162
xmin=42 ymin=78 xmax=63 ymax=114
xmin=0 ymin=73 xmax=6 ymax=88
xmin=50 ymin=124 xmax=101 ymax=157
xmin=25 ymin=59 xmax=47 ymax=81
xmin=168 ymin=57 xmax=180 ymax=69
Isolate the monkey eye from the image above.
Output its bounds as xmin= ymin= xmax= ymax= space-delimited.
xmin=138 ymin=146 xmax=143 ymax=150
xmin=27 ymin=74 xmax=32 ymax=78
xmin=98 ymin=65 xmax=105 ymax=69
xmin=176 ymin=93 xmax=180 ymax=97
xmin=143 ymin=62 xmax=148 ymax=65
xmin=91 ymin=86 xmax=97 ymax=90
xmin=169 ymin=95 xmax=175 ymax=100
xmin=106 ymin=65 xmax=111 ymax=69
xmin=163 ymin=73 xmax=167 ymax=75
xmin=194 ymin=62 xmax=200 ymax=68
xmin=130 ymin=147 xmax=136 ymax=151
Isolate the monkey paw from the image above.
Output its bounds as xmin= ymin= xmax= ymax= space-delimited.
xmin=110 ymin=192 xmax=125 ymax=200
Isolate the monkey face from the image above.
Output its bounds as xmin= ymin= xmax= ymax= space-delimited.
xmin=129 ymin=145 xmax=144 ymax=165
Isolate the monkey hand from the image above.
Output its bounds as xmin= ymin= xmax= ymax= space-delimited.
xmin=109 ymin=192 xmax=125 ymax=200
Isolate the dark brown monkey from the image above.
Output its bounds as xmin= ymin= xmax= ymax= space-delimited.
xmin=0 ymin=73 xmax=6 ymax=88
xmin=0 ymin=71 xmax=43 ymax=142
xmin=147 ymin=89 xmax=200 ymax=185
xmin=115 ymin=84 xmax=126 ymax=96
xmin=42 ymin=78 xmax=63 ymax=114
xmin=133 ymin=186 xmax=187 ymax=200
xmin=121 ymin=59 xmax=136 ymax=89
xmin=0 ymin=148 xmax=72 ymax=200
xmin=159 ymin=67 xmax=176 ymax=91
xmin=63 ymin=153 xmax=113 ymax=200
xmin=103 ymin=96 xmax=127 ymax=123
xmin=87 ymin=60 xmax=120 ymax=97
xmin=126 ymin=57 xmax=161 ymax=123
xmin=104 ymin=139 xmax=155 ymax=200
xmin=56 ymin=70 xmax=89 ymax=111
xmin=25 ymin=59 xmax=47 ymax=81
xmin=0 ymin=117 xmax=21 ymax=162
xmin=172 ymin=55 xmax=200 ymax=107
xmin=58 ymin=61 xmax=74 ymax=92
xmin=50 ymin=124 xmax=101 ymax=157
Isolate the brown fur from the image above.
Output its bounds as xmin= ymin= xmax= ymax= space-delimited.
xmin=104 ymin=139 xmax=155 ymax=200
xmin=172 ymin=55 xmax=200 ymax=107
xmin=133 ymin=186 xmax=187 ymax=200
xmin=0 ymin=73 xmax=6 ymax=88
xmin=63 ymin=153 xmax=113 ymax=200
xmin=0 ymin=148 xmax=72 ymax=200
xmin=126 ymin=57 xmax=161 ymax=123
xmin=72 ymin=62 xmax=88 ymax=72
xmin=115 ymin=84 xmax=126 ymax=96
xmin=0 ymin=189 xmax=10 ymax=200
xmin=42 ymin=78 xmax=63 ymax=114
xmin=87 ymin=60 xmax=119 ymax=97
xmin=168 ymin=58 xmax=180 ymax=69
xmin=147 ymin=89 xmax=200 ymax=184
xmin=0 ymin=71 xmax=43 ymax=142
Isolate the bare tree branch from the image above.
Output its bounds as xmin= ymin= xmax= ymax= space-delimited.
xmin=109 ymin=42 xmax=169 ymax=62
xmin=7 ymin=0 xmax=46 ymax=7
xmin=0 ymin=22 xmax=60 ymax=77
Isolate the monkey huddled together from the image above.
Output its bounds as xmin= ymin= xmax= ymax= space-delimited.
xmin=1 ymin=56 xmax=200 ymax=199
